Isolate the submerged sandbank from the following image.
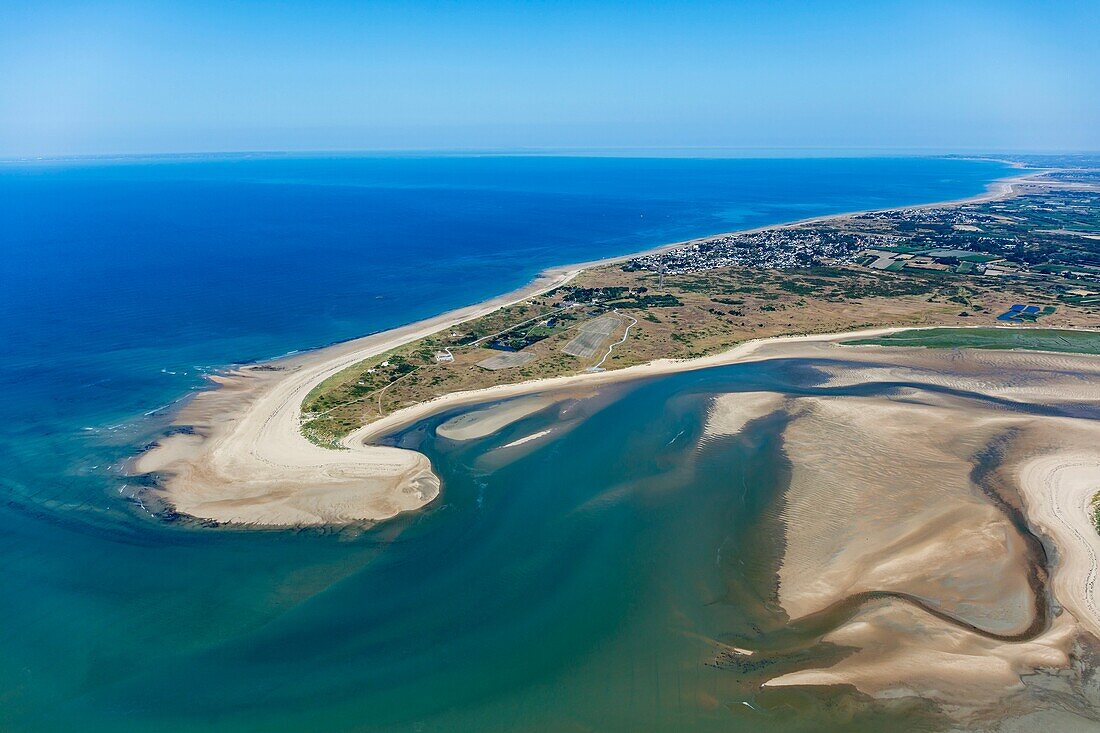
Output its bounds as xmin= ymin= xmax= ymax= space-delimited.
xmin=435 ymin=395 xmax=562 ymax=442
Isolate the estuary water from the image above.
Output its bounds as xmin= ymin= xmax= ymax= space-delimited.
xmin=0 ymin=155 xmax=1009 ymax=730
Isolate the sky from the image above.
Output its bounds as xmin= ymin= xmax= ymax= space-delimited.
xmin=1 ymin=0 xmax=1099 ymax=156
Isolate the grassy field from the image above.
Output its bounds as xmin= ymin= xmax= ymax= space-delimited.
xmin=844 ymin=327 xmax=1100 ymax=354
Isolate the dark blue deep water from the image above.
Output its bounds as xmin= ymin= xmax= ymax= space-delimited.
xmin=0 ymin=155 xmax=1009 ymax=731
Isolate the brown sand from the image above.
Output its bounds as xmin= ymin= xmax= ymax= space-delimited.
xmin=703 ymin=391 xmax=786 ymax=439
xmin=755 ymin=350 xmax=1100 ymax=711
xmin=767 ymin=599 xmax=1076 ymax=708
xmin=776 ymin=394 xmax=1035 ymax=635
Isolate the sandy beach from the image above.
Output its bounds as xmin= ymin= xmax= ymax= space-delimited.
xmin=1018 ymin=451 xmax=1100 ymax=639
xmin=133 ymin=264 xmax=586 ymax=525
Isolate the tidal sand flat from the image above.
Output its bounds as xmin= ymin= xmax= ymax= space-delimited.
xmin=441 ymin=338 xmax=1100 ymax=724
xmin=371 ymin=338 xmax=1100 ymax=729
xmin=698 ymin=342 xmax=1100 ymax=723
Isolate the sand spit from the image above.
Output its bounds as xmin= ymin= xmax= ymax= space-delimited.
xmin=134 ymin=316 xmax=904 ymax=527
xmin=133 ymin=266 xmax=584 ymax=527
xmin=133 ymin=365 xmax=441 ymax=526
xmin=1018 ymin=449 xmax=1100 ymax=640
xmin=133 ymin=307 xmax=1100 ymax=707
xmin=134 ymin=319 xmax=1099 ymax=530
xmin=132 ymin=300 xmax=1100 ymax=715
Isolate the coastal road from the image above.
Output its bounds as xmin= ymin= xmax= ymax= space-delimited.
xmin=591 ymin=311 xmax=638 ymax=371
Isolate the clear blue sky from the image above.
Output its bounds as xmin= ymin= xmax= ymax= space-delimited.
xmin=2 ymin=0 xmax=1098 ymax=156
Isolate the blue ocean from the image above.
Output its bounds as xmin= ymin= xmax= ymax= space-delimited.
xmin=0 ymin=155 xmax=1010 ymax=731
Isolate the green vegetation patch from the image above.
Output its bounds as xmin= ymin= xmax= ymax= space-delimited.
xmin=1092 ymin=492 xmax=1100 ymax=536
xmin=843 ymin=327 xmax=1100 ymax=355
xmin=607 ymin=293 xmax=683 ymax=308
xmin=878 ymin=244 xmax=927 ymax=254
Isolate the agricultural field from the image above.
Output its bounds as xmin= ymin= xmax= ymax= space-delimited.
xmin=843 ymin=327 xmax=1100 ymax=355
xmin=562 ymin=314 xmax=625 ymax=358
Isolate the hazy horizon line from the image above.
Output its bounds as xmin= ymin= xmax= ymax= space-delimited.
xmin=3 ymin=146 xmax=1098 ymax=165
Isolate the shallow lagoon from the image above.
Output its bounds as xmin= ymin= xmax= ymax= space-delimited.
xmin=8 ymin=359 xmax=957 ymax=732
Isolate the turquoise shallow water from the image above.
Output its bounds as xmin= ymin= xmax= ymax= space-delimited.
xmin=22 ymin=362 xmax=949 ymax=732
xmin=0 ymin=156 xmax=1010 ymax=730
